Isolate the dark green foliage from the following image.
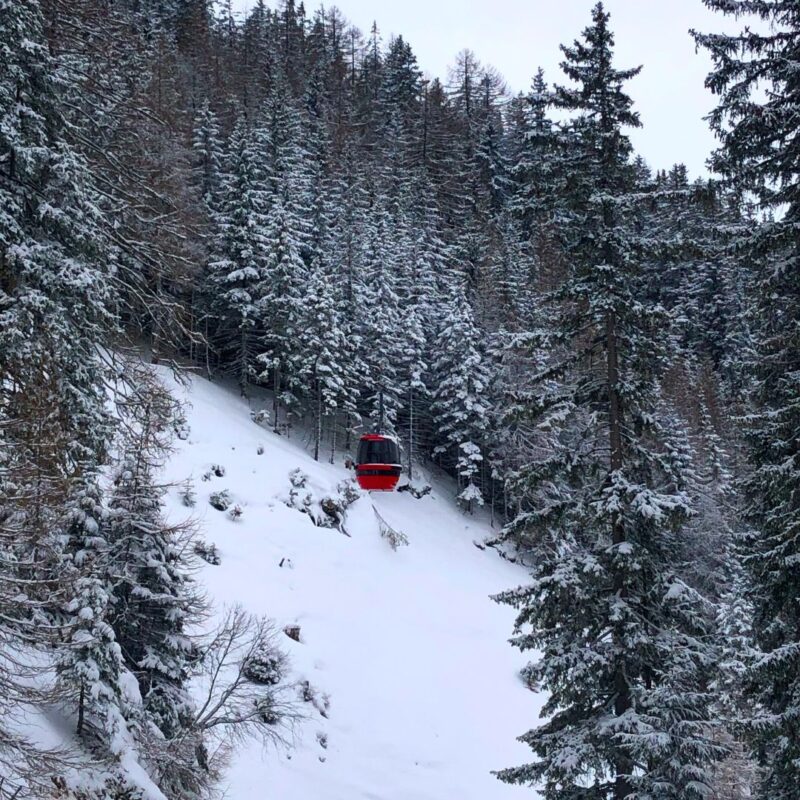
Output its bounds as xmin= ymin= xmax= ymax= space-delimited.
xmin=495 ymin=6 xmax=725 ymax=798
xmin=695 ymin=4 xmax=800 ymax=797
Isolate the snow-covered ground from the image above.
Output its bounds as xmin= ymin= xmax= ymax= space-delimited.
xmin=162 ymin=371 xmax=542 ymax=800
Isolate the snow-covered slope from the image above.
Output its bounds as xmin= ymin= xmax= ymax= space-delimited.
xmin=161 ymin=371 xmax=542 ymax=800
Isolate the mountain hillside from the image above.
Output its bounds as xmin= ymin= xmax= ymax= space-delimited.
xmin=160 ymin=369 xmax=541 ymax=799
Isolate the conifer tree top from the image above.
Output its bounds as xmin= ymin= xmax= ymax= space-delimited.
xmin=555 ymin=2 xmax=642 ymax=132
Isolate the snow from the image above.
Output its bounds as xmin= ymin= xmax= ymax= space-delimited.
xmin=160 ymin=370 xmax=542 ymax=800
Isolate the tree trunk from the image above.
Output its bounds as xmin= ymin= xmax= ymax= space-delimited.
xmin=407 ymin=387 xmax=414 ymax=480
xmin=239 ymin=326 xmax=248 ymax=397
xmin=204 ymin=315 xmax=211 ymax=379
xmin=77 ymin=682 xmax=85 ymax=736
xmin=314 ymin=384 xmax=321 ymax=462
xmin=329 ymin=410 xmax=336 ymax=465
xmin=272 ymin=363 xmax=281 ymax=433
xmin=607 ymin=306 xmax=633 ymax=800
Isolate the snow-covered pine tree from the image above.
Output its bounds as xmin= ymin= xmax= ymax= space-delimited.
xmin=293 ymin=262 xmax=348 ymax=461
xmin=430 ymin=284 xmax=490 ymax=509
xmin=0 ymin=2 xmax=124 ymax=790
xmin=377 ymin=34 xmax=423 ymax=140
xmin=507 ymin=67 xmax=568 ymax=313
xmin=0 ymin=0 xmax=118 ymax=467
xmin=56 ymin=476 xmax=126 ymax=739
xmin=494 ymin=6 xmax=724 ymax=797
xmin=474 ymin=82 xmax=510 ymax=219
xmin=192 ymin=99 xmax=224 ymax=213
xmin=107 ymin=377 xmax=198 ymax=741
xmin=326 ymin=141 xmax=372 ymax=448
xmin=257 ymin=77 xmax=312 ymax=426
xmin=205 ymin=113 xmax=270 ymax=395
xmin=357 ymin=188 xmax=404 ymax=434
xmin=397 ymin=301 xmax=428 ymax=480
xmin=508 ymin=69 xmax=562 ymax=238
xmin=709 ymin=558 xmax=759 ymax=800
xmin=694 ymin=5 xmax=800 ymax=797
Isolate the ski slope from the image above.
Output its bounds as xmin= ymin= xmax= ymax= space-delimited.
xmin=161 ymin=371 xmax=543 ymax=800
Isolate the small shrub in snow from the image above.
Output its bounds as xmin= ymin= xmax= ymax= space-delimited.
xmin=299 ymin=681 xmax=331 ymax=718
xmin=228 ymin=504 xmax=243 ymax=521
xmin=337 ymin=479 xmax=360 ymax=507
xmin=458 ymin=480 xmax=484 ymax=513
xmin=284 ymin=473 xmax=361 ymax=534
xmin=209 ymin=490 xmax=231 ymax=511
xmin=316 ymin=732 xmax=328 ymax=749
xmin=320 ymin=497 xmax=343 ymax=526
xmin=250 ymin=409 xmax=270 ymax=426
xmin=286 ymin=469 xmax=314 ymax=518
xmin=194 ymin=540 xmax=221 ymax=565
xmin=173 ymin=411 xmax=191 ymax=441
xmin=288 ymin=468 xmax=307 ymax=488
xmin=257 ymin=445 xmax=264 ymax=455
xmin=180 ymin=480 xmax=196 ymax=507
xmin=381 ymin=525 xmax=409 ymax=550
xmin=211 ymin=463 xmax=226 ymax=477
xmin=201 ymin=470 xmax=212 ymax=482
xmin=254 ymin=695 xmax=282 ymax=726
xmin=300 ymin=681 xmax=315 ymax=703
xmin=244 ymin=645 xmax=288 ymax=686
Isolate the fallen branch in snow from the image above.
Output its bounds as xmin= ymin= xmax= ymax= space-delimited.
xmin=396 ymin=483 xmax=432 ymax=499
xmin=283 ymin=472 xmax=356 ymax=536
xmin=475 ymin=537 xmax=521 ymax=565
xmin=194 ymin=540 xmax=221 ymax=565
xmin=373 ymin=506 xmax=409 ymax=550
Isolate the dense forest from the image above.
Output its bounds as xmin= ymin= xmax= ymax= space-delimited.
xmin=1 ymin=0 xmax=799 ymax=797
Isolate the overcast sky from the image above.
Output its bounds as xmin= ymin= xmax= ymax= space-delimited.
xmin=230 ymin=1 xmax=745 ymax=178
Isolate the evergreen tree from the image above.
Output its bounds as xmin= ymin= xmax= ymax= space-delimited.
xmin=0 ymin=0 xmax=117 ymax=466
xmin=495 ymin=6 xmax=723 ymax=797
xmin=695 ymin=5 xmax=800 ymax=797
xmin=258 ymin=78 xmax=312 ymax=423
xmin=206 ymin=114 xmax=270 ymax=395
xmin=107 ymin=382 xmax=196 ymax=740
xmin=397 ymin=301 xmax=428 ymax=479
xmin=56 ymin=475 xmax=135 ymax=741
xmin=430 ymin=284 xmax=490 ymax=510
xmin=293 ymin=262 xmax=349 ymax=461
xmin=191 ymin=99 xmax=224 ymax=212
xmin=357 ymin=191 xmax=404 ymax=432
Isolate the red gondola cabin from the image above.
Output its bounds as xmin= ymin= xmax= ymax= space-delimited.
xmin=355 ymin=434 xmax=401 ymax=491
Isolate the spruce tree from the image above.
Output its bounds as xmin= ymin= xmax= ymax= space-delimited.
xmin=56 ymin=475 xmax=134 ymax=741
xmin=357 ymin=191 xmax=404 ymax=433
xmin=495 ymin=6 xmax=723 ymax=797
xmin=695 ymin=5 xmax=800 ymax=797
xmin=257 ymin=78 xmax=312 ymax=424
xmin=430 ymin=284 xmax=490 ymax=509
xmin=192 ymin=99 xmax=224 ymax=213
xmin=107 ymin=382 xmax=196 ymax=740
xmin=205 ymin=114 xmax=270 ymax=395
xmin=293 ymin=262 xmax=348 ymax=461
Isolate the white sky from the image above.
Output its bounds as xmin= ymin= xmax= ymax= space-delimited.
xmin=230 ymin=0 xmax=746 ymax=178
